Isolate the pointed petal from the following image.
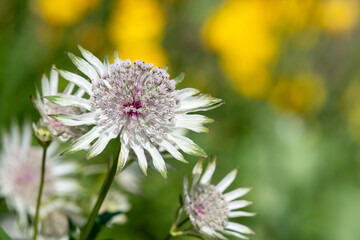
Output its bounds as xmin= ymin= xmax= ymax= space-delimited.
xmin=223 ymin=230 xmax=248 ymax=239
xmin=41 ymin=73 xmax=50 ymax=96
xmin=173 ymin=72 xmax=184 ymax=85
xmin=224 ymin=188 xmax=252 ymax=202
xmin=143 ymin=140 xmax=167 ymax=179
xmin=114 ymin=50 xmax=122 ymax=64
xmin=183 ymin=175 xmax=189 ymax=196
xmin=216 ymin=168 xmax=238 ymax=193
xmin=63 ymin=82 xmax=75 ymax=95
xmin=45 ymin=95 xmax=91 ymax=110
xmin=104 ymin=55 xmax=111 ymax=72
xmin=63 ymin=127 xmax=101 ymax=154
xmin=67 ymin=52 xmax=100 ymax=83
xmin=200 ymin=158 xmax=216 ymax=185
xmin=212 ymin=231 xmax=227 ymax=240
xmin=86 ymin=126 xmax=117 ymax=159
xmin=155 ymin=138 xmax=187 ymax=163
xmin=75 ymin=88 xmax=86 ymax=97
xmin=228 ymin=211 xmax=256 ymax=218
xmin=176 ymin=88 xmax=200 ymax=99
xmin=200 ymin=227 xmax=219 ymax=239
xmin=130 ymin=139 xmax=148 ymax=176
xmin=118 ymin=134 xmax=130 ymax=172
xmin=167 ymin=133 xmax=207 ymax=157
xmin=192 ymin=158 xmax=203 ymax=177
xmin=50 ymin=66 xmax=58 ymax=95
xmin=228 ymin=200 xmax=253 ymax=211
xmin=78 ymin=45 xmax=107 ymax=76
xmin=57 ymin=69 xmax=92 ymax=94
xmin=176 ymin=93 xmax=223 ymax=113
xmin=191 ymin=159 xmax=203 ymax=191
xmin=20 ymin=122 xmax=32 ymax=154
xmin=225 ymin=222 xmax=254 ymax=235
xmin=50 ymin=112 xmax=96 ymax=126
xmin=34 ymin=85 xmax=45 ymax=114
xmin=174 ymin=114 xmax=214 ymax=133
xmin=10 ymin=122 xmax=20 ymax=146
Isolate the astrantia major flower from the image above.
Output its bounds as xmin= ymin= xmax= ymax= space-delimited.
xmin=39 ymin=199 xmax=83 ymax=240
xmin=32 ymin=67 xmax=87 ymax=142
xmin=183 ymin=159 xmax=255 ymax=239
xmin=47 ymin=45 xmax=222 ymax=178
xmin=0 ymin=123 xmax=80 ymax=226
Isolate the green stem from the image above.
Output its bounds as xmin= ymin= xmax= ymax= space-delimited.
xmin=78 ymin=153 xmax=119 ymax=240
xmin=33 ymin=146 xmax=48 ymax=240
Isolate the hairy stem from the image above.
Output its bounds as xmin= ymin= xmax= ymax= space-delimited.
xmin=33 ymin=146 xmax=48 ymax=240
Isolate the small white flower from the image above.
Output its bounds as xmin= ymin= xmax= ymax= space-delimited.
xmin=183 ymin=159 xmax=255 ymax=239
xmin=0 ymin=122 xmax=80 ymax=226
xmin=47 ymin=45 xmax=222 ymax=178
xmin=33 ymin=66 xmax=87 ymax=142
xmin=0 ymin=200 xmax=83 ymax=240
xmin=39 ymin=199 xmax=83 ymax=240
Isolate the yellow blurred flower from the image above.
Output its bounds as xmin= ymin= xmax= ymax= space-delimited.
xmin=271 ymin=0 xmax=316 ymax=34
xmin=35 ymin=0 xmax=100 ymax=26
xmin=317 ymin=0 xmax=359 ymax=34
xmin=220 ymin=56 xmax=271 ymax=98
xmin=202 ymin=0 xmax=278 ymax=98
xmin=75 ymin=23 xmax=106 ymax=53
xmin=270 ymin=74 xmax=327 ymax=116
xmin=107 ymin=0 xmax=168 ymax=66
xmin=342 ymin=81 xmax=360 ymax=142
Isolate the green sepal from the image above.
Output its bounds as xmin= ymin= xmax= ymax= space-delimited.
xmin=174 ymin=72 xmax=185 ymax=85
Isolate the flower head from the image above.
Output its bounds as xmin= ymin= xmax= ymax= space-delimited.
xmin=32 ymin=67 xmax=87 ymax=142
xmin=47 ymin=45 xmax=222 ymax=178
xmin=0 ymin=200 xmax=83 ymax=240
xmin=183 ymin=159 xmax=255 ymax=239
xmin=0 ymin=122 xmax=80 ymax=226
xmin=39 ymin=199 xmax=83 ymax=240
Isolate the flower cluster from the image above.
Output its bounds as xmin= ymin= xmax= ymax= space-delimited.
xmin=32 ymin=67 xmax=87 ymax=142
xmin=0 ymin=123 xmax=79 ymax=227
xmin=183 ymin=159 xmax=255 ymax=239
xmin=47 ymin=45 xmax=222 ymax=178
xmin=0 ymin=45 xmax=254 ymax=240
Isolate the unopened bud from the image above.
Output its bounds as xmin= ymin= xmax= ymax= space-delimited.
xmin=32 ymin=122 xmax=53 ymax=147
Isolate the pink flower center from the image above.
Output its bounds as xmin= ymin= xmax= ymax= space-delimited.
xmin=123 ymin=98 xmax=142 ymax=117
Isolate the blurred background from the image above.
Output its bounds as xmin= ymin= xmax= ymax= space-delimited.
xmin=1 ymin=0 xmax=360 ymax=239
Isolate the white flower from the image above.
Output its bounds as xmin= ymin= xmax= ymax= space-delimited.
xmin=0 ymin=122 xmax=80 ymax=226
xmin=32 ymin=66 xmax=87 ymax=142
xmin=183 ymin=159 xmax=255 ymax=239
xmin=0 ymin=200 xmax=83 ymax=240
xmin=39 ymin=199 xmax=83 ymax=240
xmin=47 ymin=45 xmax=222 ymax=178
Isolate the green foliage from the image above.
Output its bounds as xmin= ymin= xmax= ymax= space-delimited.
xmin=0 ymin=227 xmax=12 ymax=240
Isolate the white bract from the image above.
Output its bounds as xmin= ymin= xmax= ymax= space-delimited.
xmin=33 ymin=67 xmax=86 ymax=142
xmin=0 ymin=123 xmax=80 ymax=226
xmin=47 ymin=45 xmax=222 ymax=178
xmin=183 ymin=159 xmax=255 ymax=239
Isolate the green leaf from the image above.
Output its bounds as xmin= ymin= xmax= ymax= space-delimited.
xmin=0 ymin=227 xmax=12 ymax=240
xmin=68 ymin=218 xmax=78 ymax=240
xmin=87 ymin=211 xmax=123 ymax=240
